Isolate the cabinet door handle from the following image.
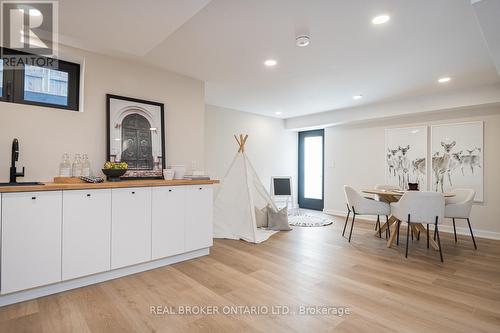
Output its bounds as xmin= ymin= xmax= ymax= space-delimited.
xmin=199 ymin=187 xmax=203 ymax=190
xmin=86 ymin=194 xmax=91 ymax=197
xmin=168 ymin=189 xmax=172 ymax=192
xmin=31 ymin=196 xmax=36 ymax=200
xmin=131 ymin=191 xmax=135 ymax=194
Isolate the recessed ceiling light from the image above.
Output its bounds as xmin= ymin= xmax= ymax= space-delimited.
xmin=275 ymin=111 xmax=283 ymax=115
xmin=438 ymin=77 xmax=451 ymax=83
xmin=352 ymin=95 xmax=363 ymax=100
xmin=264 ymin=59 xmax=277 ymax=67
xmin=372 ymin=14 xmax=390 ymax=25
xmin=296 ymin=35 xmax=310 ymax=47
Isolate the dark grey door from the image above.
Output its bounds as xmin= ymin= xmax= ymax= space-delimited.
xmin=121 ymin=114 xmax=153 ymax=169
xmin=298 ymin=129 xmax=324 ymax=211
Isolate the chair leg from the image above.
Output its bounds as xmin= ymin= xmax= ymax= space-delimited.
xmin=411 ymin=225 xmax=414 ymax=242
xmin=435 ymin=217 xmax=444 ymax=262
xmin=377 ymin=215 xmax=382 ymax=238
xmin=433 ymin=227 xmax=436 ymax=241
xmin=426 ymin=224 xmax=429 ymax=249
xmin=396 ymin=220 xmax=401 ymax=245
xmin=348 ymin=208 xmax=356 ymax=243
xmin=417 ymin=230 xmax=420 ymax=241
xmin=386 ymin=215 xmax=390 ymax=239
xmin=452 ymin=218 xmax=457 ymax=243
xmin=342 ymin=204 xmax=350 ymax=237
xmin=405 ymin=215 xmax=411 ymax=258
xmin=467 ymin=218 xmax=477 ymax=250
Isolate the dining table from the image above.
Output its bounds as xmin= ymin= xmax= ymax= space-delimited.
xmin=361 ymin=189 xmax=455 ymax=250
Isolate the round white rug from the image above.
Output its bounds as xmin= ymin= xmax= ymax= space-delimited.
xmin=288 ymin=212 xmax=334 ymax=227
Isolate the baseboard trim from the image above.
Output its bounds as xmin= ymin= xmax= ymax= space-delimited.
xmin=323 ymin=209 xmax=500 ymax=240
xmin=0 ymin=248 xmax=210 ymax=307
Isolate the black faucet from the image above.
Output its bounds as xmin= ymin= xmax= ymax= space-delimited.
xmin=9 ymin=138 xmax=25 ymax=183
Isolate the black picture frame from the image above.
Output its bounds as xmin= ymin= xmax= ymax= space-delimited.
xmin=106 ymin=94 xmax=166 ymax=179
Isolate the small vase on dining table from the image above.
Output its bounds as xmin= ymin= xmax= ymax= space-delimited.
xmin=408 ymin=183 xmax=419 ymax=191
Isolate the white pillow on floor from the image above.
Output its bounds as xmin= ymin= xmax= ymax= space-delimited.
xmin=267 ymin=206 xmax=291 ymax=231
xmin=254 ymin=205 xmax=269 ymax=228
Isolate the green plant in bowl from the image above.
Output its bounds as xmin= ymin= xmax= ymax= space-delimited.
xmin=102 ymin=162 xmax=128 ymax=181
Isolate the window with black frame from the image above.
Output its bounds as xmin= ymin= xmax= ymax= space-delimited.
xmin=0 ymin=48 xmax=80 ymax=111
xmin=0 ymin=60 xmax=3 ymax=97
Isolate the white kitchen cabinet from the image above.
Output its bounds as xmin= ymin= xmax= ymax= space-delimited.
xmin=1 ymin=191 xmax=62 ymax=294
xmin=152 ymin=186 xmax=186 ymax=259
xmin=185 ymin=185 xmax=213 ymax=252
xmin=62 ymin=189 xmax=112 ymax=280
xmin=111 ymin=187 xmax=152 ymax=269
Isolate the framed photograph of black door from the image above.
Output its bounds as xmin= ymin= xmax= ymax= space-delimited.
xmin=106 ymin=94 xmax=165 ymax=179
xmin=298 ymin=129 xmax=324 ymax=210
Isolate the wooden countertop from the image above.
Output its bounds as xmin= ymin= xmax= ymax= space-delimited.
xmin=0 ymin=179 xmax=219 ymax=193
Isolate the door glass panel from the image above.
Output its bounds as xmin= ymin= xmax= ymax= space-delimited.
xmin=304 ymin=136 xmax=323 ymax=199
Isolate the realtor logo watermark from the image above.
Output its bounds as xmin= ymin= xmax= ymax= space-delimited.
xmin=1 ymin=0 xmax=58 ymax=68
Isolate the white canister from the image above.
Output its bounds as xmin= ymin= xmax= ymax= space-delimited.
xmin=163 ymin=169 xmax=175 ymax=180
xmin=171 ymin=165 xmax=186 ymax=180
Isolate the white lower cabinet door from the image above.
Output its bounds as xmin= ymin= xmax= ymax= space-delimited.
xmin=185 ymin=186 xmax=213 ymax=252
xmin=1 ymin=191 xmax=62 ymax=294
xmin=152 ymin=186 xmax=186 ymax=259
xmin=111 ymin=187 xmax=152 ymax=269
xmin=62 ymin=189 xmax=111 ymax=280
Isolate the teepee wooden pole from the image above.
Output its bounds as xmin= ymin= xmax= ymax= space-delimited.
xmin=241 ymin=135 xmax=248 ymax=151
xmin=234 ymin=134 xmax=248 ymax=153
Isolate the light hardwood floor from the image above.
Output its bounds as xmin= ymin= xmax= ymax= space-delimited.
xmin=1 ymin=216 xmax=500 ymax=333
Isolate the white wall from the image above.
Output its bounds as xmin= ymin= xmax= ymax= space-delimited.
xmin=323 ymin=105 xmax=500 ymax=238
xmin=205 ymin=104 xmax=298 ymax=202
xmin=0 ymin=46 xmax=205 ymax=182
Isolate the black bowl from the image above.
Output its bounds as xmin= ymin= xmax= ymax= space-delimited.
xmin=102 ymin=168 xmax=127 ymax=182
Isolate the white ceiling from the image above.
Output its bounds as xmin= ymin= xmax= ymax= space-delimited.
xmin=58 ymin=0 xmax=499 ymax=118
xmin=58 ymin=0 xmax=211 ymax=57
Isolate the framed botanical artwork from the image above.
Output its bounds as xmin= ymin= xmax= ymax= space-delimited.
xmin=431 ymin=121 xmax=483 ymax=201
xmin=106 ymin=94 xmax=165 ymax=179
xmin=385 ymin=126 xmax=428 ymax=190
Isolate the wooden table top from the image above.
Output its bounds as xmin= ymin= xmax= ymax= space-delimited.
xmin=0 ymin=179 xmax=220 ymax=193
xmin=362 ymin=189 xmax=455 ymax=197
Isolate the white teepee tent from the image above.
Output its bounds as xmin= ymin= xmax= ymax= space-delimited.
xmin=213 ymin=134 xmax=279 ymax=243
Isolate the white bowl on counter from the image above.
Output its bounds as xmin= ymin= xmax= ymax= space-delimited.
xmin=163 ymin=169 xmax=175 ymax=180
xmin=171 ymin=165 xmax=186 ymax=180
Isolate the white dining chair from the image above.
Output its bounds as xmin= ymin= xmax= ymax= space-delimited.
xmin=343 ymin=186 xmax=390 ymax=242
xmin=444 ymin=188 xmax=477 ymax=249
xmin=390 ymin=191 xmax=445 ymax=262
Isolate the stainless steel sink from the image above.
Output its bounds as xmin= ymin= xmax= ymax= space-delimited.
xmin=0 ymin=182 xmax=44 ymax=186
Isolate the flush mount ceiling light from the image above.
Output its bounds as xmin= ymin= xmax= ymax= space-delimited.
xmin=372 ymin=14 xmax=390 ymax=25
xmin=295 ymin=35 xmax=310 ymax=47
xmin=275 ymin=111 xmax=283 ymax=115
xmin=438 ymin=77 xmax=451 ymax=83
xmin=264 ymin=59 xmax=277 ymax=67
xmin=352 ymin=95 xmax=363 ymax=100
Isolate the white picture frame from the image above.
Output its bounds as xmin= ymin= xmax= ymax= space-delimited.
xmin=385 ymin=126 xmax=428 ymax=190
xmin=431 ymin=121 xmax=484 ymax=201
